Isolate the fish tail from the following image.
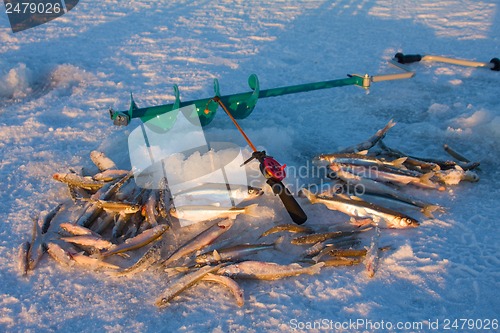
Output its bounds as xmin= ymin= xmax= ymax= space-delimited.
xmin=392 ymin=157 xmax=408 ymax=168
xmin=419 ymin=172 xmax=435 ymax=185
xmin=244 ymin=204 xmax=260 ymax=218
xmin=375 ymin=119 xmax=397 ymax=138
xmin=385 ymin=119 xmax=397 ymax=131
xmin=300 ymin=188 xmax=317 ymax=204
xmin=421 ymin=204 xmax=441 ymax=218
xmin=307 ymin=262 xmax=325 ymax=275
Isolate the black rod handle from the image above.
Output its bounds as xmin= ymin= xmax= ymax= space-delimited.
xmin=394 ymin=53 xmax=422 ymax=64
xmin=266 ymin=179 xmax=307 ymax=225
xmin=490 ymin=58 xmax=500 ymax=71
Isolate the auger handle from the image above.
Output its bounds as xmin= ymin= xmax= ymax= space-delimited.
xmin=266 ymin=178 xmax=307 ymax=225
xmin=394 ymin=53 xmax=422 ymax=64
xmin=395 ymin=53 xmax=499 ymax=71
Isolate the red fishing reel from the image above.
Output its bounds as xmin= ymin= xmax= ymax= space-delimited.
xmin=213 ymin=96 xmax=307 ymax=224
xmin=243 ymin=151 xmax=286 ymax=182
xmin=261 ymin=156 xmax=286 ymax=181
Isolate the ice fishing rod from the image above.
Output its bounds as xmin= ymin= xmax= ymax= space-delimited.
xmin=207 ymin=96 xmax=308 ymax=225
xmin=394 ymin=52 xmax=500 ymax=71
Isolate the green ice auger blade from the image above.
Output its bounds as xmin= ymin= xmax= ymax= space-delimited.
xmin=110 ymin=74 xmax=364 ymax=127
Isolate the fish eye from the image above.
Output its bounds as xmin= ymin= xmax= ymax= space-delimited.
xmin=248 ymin=189 xmax=255 ymax=194
xmin=162 ymin=298 xmax=167 ymax=304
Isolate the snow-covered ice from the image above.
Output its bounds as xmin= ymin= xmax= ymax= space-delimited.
xmin=1 ymin=1 xmax=499 ymax=332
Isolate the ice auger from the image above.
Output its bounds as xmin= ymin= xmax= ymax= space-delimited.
xmin=109 ymin=62 xmax=414 ymax=128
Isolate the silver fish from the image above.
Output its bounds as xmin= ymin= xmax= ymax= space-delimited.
xmin=101 ymin=224 xmax=169 ymax=257
xmin=337 ymin=119 xmax=396 ymax=154
xmin=378 ymin=140 xmax=479 ymax=171
xmin=60 ymin=235 xmax=114 ymax=250
xmin=195 ymin=237 xmax=282 ymax=265
xmin=291 ymin=229 xmax=365 ymax=245
xmin=218 ymin=261 xmax=324 ymax=280
xmin=94 ymin=200 xmax=142 ymax=214
xmin=301 ymin=188 xmax=419 ymax=229
xmin=93 ymin=169 xmax=129 ymax=182
xmin=377 ymin=140 xmax=440 ymax=171
xmin=331 ymin=163 xmax=443 ymax=191
xmin=59 ymin=223 xmax=98 ymax=237
xmin=443 ymin=144 xmax=471 ymax=163
xmin=161 ymin=219 xmax=234 ymax=268
xmin=155 ymin=264 xmax=223 ymax=308
xmin=53 ymin=173 xmax=106 ymax=191
xmin=27 ymin=215 xmax=45 ymax=271
xmin=69 ymin=252 xmax=120 ymax=271
xmin=315 ymin=257 xmax=362 ymax=267
xmin=144 ymin=190 xmax=159 ymax=227
xmin=300 ymin=241 xmax=327 ymax=258
xmin=312 ymin=245 xmax=392 ymax=262
xmin=174 ymin=183 xmax=263 ymax=203
xmin=317 ymin=153 xmax=407 ymax=169
xmin=337 ymin=168 xmax=441 ymax=217
xmin=259 ymin=224 xmax=312 ymax=238
xmin=46 ymin=242 xmax=75 ymax=268
xmin=47 ymin=241 xmax=119 ymax=270
xmin=170 ymin=203 xmax=259 ymax=224
xmin=18 ymin=241 xmax=31 ymax=276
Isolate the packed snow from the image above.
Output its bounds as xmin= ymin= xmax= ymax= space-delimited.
xmin=1 ymin=1 xmax=499 ymax=332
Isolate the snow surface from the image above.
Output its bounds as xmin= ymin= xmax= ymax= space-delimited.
xmin=1 ymin=1 xmax=499 ymax=332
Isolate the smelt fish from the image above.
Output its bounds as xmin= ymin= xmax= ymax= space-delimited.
xmin=18 ymin=241 xmax=31 ymax=276
xmin=301 ymin=188 xmax=419 ymax=229
xmin=218 ymin=261 xmax=324 ymax=280
xmin=101 ymin=224 xmax=169 ymax=257
xmin=53 ymin=173 xmax=106 ymax=191
xmin=60 ymin=235 xmax=113 ymax=250
xmin=259 ymin=224 xmax=312 ymax=238
xmin=155 ymin=264 xmax=223 ymax=308
xmin=161 ymin=219 xmax=234 ymax=268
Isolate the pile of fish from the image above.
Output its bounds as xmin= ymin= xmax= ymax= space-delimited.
xmin=18 ymin=150 xmax=384 ymax=308
xmin=17 ymin=120 xmax=480 ymax=308
xmin=304 ymin=119 xmax=480 ymax=230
